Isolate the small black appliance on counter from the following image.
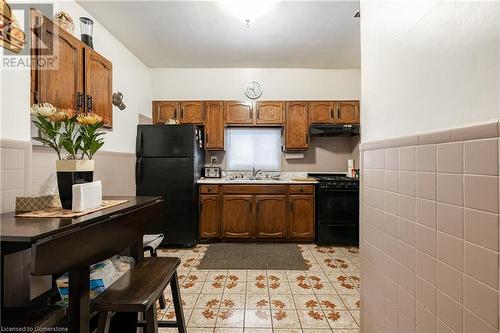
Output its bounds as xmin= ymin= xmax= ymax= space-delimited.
xmin=309 ymin=173 xmax=359 ymax=245
xmin=136 ymin=125 xmax=204 ymax=247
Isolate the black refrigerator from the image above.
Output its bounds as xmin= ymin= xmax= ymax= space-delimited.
xmin=136 ymin=125 xmax=204 ymax=247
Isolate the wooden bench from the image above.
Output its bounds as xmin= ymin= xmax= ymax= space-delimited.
xmin=1 ymin=305 xmax=66 ymax=330
xmin=92 ymin=257 xmax=186 ymax=333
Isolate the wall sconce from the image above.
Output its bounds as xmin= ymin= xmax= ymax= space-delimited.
xmin=112 ymin=92 xmax=126 ymax=110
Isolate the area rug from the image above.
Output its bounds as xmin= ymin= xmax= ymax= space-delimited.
xmin=197 ymin=243 xmax=308 ymax=270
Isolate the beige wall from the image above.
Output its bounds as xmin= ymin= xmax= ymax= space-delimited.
xmin=360 ymin=120 xmax=500 ymax=333
xmin=206 ymin=136 xmax=360 ymax=173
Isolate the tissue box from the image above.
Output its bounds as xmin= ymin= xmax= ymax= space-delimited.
xmin=72 ymin=180 xmax=102 ymax=212
xmin=15 ymin=194 xmax=61 ymax=212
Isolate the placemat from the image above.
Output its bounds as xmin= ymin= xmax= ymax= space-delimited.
xmin=15 ymin=200 xmax=128 ymax=218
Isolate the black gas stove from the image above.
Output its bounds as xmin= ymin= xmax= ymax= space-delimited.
xmin=309 ymin=173 xmax=359 ymax=245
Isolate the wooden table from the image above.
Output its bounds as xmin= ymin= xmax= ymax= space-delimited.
xmin=0 ymin=196 xmax=163 ymax=333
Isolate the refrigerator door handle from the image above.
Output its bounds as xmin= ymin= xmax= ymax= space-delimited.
xmin=136 ymin=158 xmax=143 ymax=183
xmin=136 ymin=128 xmax=143 ymax=157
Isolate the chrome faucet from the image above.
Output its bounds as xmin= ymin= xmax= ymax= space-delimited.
xmin=252 ymin=167 xmax=262 ymax=179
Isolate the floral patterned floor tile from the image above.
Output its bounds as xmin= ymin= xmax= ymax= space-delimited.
xmin=158 ymin=244 xmax=359 ymax=332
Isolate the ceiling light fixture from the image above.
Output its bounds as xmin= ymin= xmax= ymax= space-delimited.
xmin=218 ymin=0 xmax=277 ymax=28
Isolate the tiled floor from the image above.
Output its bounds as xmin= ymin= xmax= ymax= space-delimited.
xmin=156 ymin=244 xmax=360 ymax=333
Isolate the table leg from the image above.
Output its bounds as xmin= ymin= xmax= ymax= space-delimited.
xmin=68 ymin=266 xmax=90 ymax=333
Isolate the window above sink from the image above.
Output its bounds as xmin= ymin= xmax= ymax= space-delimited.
xmin=226 ymin=128 xmax=282 ymax=171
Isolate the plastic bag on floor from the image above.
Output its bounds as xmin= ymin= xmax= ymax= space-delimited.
xmin=56 ymin=255 xmax=135 ymax=303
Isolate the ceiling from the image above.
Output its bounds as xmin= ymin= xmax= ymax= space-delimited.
xmin=77 ymin=1 xmax=360 ymax=69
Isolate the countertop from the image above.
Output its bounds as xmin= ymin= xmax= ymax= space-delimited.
xmin=197 ymin=178 xmax=318 ymax=184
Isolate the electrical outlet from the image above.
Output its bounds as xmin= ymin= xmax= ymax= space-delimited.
xmin=210 ymin=155 xmax=218 ymax=164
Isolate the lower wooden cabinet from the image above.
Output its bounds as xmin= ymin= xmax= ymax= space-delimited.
xmin=200 ymin=195 xmax=220 ymax=238
xmin=289 ymin=195 xmax=315 ymax=240
xmin=222 ymin=195 xmax=253 ymax=238
xmin=199 ymin=185 xmax=314 ymax=241
xmin=255 ymin=195 xmax=287 ymax=238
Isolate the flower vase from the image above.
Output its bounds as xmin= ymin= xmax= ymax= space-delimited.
xmin=56 ymin=160 xmax=94 ymax=209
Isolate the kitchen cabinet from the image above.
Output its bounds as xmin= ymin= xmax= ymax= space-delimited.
xmin=222 ymin=195 xmax=253 ymax=238
xmin=255 ymin=195 xmax=287 ymax=238
xmin=200 ymin=184 xmax=314 ymax=241
xmin=180 ymin=101 xmax=204 ymax=124
xmin=285 ymin=102 xmax=309 ymax=150
xmin=334 ymin=101 xmax=360 ymax=124
xmin=153 ymin=101 xmax=179 ymax=124
xmin=289 ymin=195 xmax=315 ymax=240
xmin=225 ymin=101 xmax=253 ymax=125
xmin=204 ymin=101 xmax=225 ymax=150
xmin=255 ymin=101 xmax=283 ymax=125
xmin=309 ymin=101 xmax=334 ymax=124
xmin=30 ymin=10 xmax=113 ymax=127
xmin=200 ymin=194 xmax=221 ymax=238
xmin=85 ymin=49 xmax=113 ymax=127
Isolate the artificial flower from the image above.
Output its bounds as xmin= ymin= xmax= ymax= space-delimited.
xmin=49 ymin=108 xmax=75 ymax=122
xmin=30 ymin=103 xmax=56 ymax=117
xmin=77 ymin=113 xmax=103 ymax=125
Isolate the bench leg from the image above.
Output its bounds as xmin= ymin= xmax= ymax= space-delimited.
xmin=96 ymin=311 xmax=111 ymax=333
xmin=170 ymin=271 xmax=186 ymax=333
xmin=148 ymin=248 xmax=167 ymax=310
xmin=145 ymin=303 xmax=158 ymax=333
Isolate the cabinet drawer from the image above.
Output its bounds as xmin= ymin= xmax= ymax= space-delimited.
xmin=222 ymin=185 xmax=287 ymax=195
xmin=200 ymin=185 xmax=219 ymax=194
xmin=289 ymin=185 xmax=314 ymax=194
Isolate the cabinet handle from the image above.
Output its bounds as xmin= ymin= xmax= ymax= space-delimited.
xmin=181 ymin=108 xmax=184 ymax=119
xmin=205 ymin=133 xmax=209 ymax=144
xmin=289 ymin=202 xmax=293 ymax=212
xmin=86 ymin=95 xmax=93 ymax=111
xmin=330 ymin=108 xmax=334 ymax=119
xmin=174 ymin=108 xmax=178 ymax=119
xmin=207 ymin=187 xmax=212 ymax=192
xmin=337 ymin=108 xmax=340 ymax=119
xmin=200 ymin=202 xmax=203 ymax=211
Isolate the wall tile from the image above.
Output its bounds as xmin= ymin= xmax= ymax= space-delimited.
xmin=364 ymin=150 xmax=374 ymax=169
xmin=399 ymin=287 xmax=416 ymax=319
xmin=399 ymin=241 xmax=416 ymax=271
xmin=416 ymin=250 xmax=437 ymax=286
xmin=399 ymin=171 xmax=415 ymax=196
xmin=374 ymin=149 xmax=385 ymax=169
xmin=416 ymin=302 xmax=436 ymax=333
xmin=416 ymin=224 xmax=436 ymax=257
xmin=385 ymin=170 xmax=399 ymax=192
xmin=436 ymin=203 xmax=463 ymax=238
xmin=437 ymin=291 xmax=463 ymax=333
xmin=416 ymin=198 xmax=437 ymax=229
xmin=416 ymin=276 xmax=436 ymax=314
xmin=437 ymin=262 xmax=462 ymax=302
xmin=463 ymin=308 xmax=498 ymax=333
xmin=437 ymin=174 xmax=463 ymax=206
xmin=463 ymin=275 xmax=498 ymax=328
xmin=464 ymin=208 xmax=498 ymax=251
xmin=385 ymin=148 xmax=399 ymax=170
xmin=2 ymin=149 xmax=25 ymax=169
xmin=399 ymin=217 xmax=416 ymax=246
xmin=399 ymin=310 xmax=416 ymax=333
xmin=416 ymin=172 xmax=436 ymax=200
xmin=464 ymin=175 xmax=498 ymax=213
xmin=399 ymin=194 xmax=416 ymax=221
xmin=416 ymin=145 xmax=436 ymax=172
xmin=437 ymin=142 xmax=463 ymax=174
xmin=437 ymin=232 xmax=462 ymax=271
xmin=400 ymin=146 xmax=415 ymax=171
xmin=464 ymin=242 xmax=498 ymax=289
xmin=464 ymin=138 xmax=498 ymax=176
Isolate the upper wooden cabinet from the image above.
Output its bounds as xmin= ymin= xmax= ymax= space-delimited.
xmin=180 ymin=101 xmax=204 ymax=124
xmin=204 ymin=101 xmax=225 ymax=150
xmin=285 ymin=102 xmax=309 ymax=150
xmin=255 ymin=195 xmax=287 ymax=238
xmin=30 ymin=10 xmax=113 ymax=127
xmin=225 ymin=101 xmax=253 ymax=125
xmin=152 ymin=101 xmax=179 ymax=124
xmin=309 ymin=101 xmax=334 ymax=124
xmin=85 ymin=49 xmax=112 ymax=127
xmin=255 ymin=101 xmax=283 ymax=125
xmin=335 ymin=101 xmax=360 ymax=124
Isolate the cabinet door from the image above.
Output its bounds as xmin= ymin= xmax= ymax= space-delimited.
xmin=255 ymin=195 xmax=287 ymax=238
xmin=204 ymin=101 xmax=225 ymax=150
xmin=180 ymin=101 xmax=204 ymax=124
xmin=255 ymin=102 xmax=283 ymax=125
xmin=32 ymin=11 xmax=84 ymax=112
xmin=153 ymin=101 xmax=179 ymax=124
xmin=334 ymin=101 xmax=360 ymax=124
xmin=289 ymin=195 xmax=314 ymax=240
xmin=285 ymin=102 xmax=309 ymax=150
xmin=200 ymin=195 xmax=220 ymax=238
xmin=225 ymin=101 xmax=253 ymax=125
xmin=85 ymin=48 xmax=113 ymax=127
xmin=309 ymin=101 xmax=334 ymax=124
xmin=222 ymin=195 xmax=253 ymax=238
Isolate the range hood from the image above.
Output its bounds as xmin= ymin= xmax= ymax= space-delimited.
xmin=310 ymin=124 xmax=360 ymax=137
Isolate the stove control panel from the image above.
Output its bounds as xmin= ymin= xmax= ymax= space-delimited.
xmin=319 ymin=181 xmax=359 ymax=191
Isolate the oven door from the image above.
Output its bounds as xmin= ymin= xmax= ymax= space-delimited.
xmin=317 ymin=188 xmax=359 ymax=224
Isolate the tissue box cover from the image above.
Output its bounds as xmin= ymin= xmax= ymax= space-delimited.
xmin=15 ymin=194 xmax=61 ymax=212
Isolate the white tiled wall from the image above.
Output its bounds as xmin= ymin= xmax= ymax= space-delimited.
xmin=360 ymin=121 xmax=500 ymax=333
